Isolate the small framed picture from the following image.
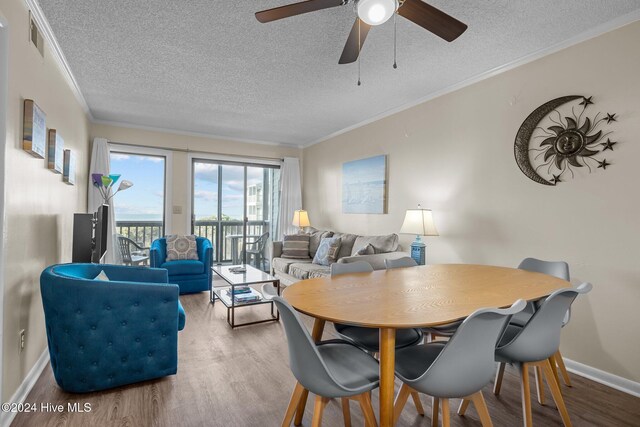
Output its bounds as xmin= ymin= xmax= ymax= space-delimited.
xmin=48 ymin=129 xmax=64 ymax=173
xmin=23 ymin=99 xmax=47 ymax=158
xmin=63 ymin=149 xmax=76 ymax=185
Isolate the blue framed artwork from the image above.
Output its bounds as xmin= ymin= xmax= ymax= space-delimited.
xmin=23 ymin=99 xmax=47 ymax=158
xmin=63 ymin=149 xmax=76 ymax=185
xmin=342 ymin=155 xmax=387 ymax=214
xmin=48 ymin=129 xmax=64 ymax=173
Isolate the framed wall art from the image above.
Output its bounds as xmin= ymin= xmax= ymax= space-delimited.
xmin=23 ymin=99 xmax=47 ymax=158
xmin=342 ymin=155 xmax=388 ymax=214
xmin=63 ymin=149 xmax=76 ymax=185
xmin=47 ymin=129 xmax=64 ymax=173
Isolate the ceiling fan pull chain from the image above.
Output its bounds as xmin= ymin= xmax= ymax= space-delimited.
xmin=357 ymin=18 xmax=362 ymax=86
xmin=393 ymin=11 xmax=398 ymax=69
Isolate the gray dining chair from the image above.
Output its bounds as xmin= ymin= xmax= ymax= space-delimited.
xmin=384 ymin=257 xmax=462 ymax=343
xmin=331 ymin=262 xmax=423 ymax=354
xmin=466 ymin=283 xmax=592 ymax=427
xmin=273 ymin=296 xmax=380 ymax=427
xmin=384 ymin=256 xmax=418 ymax=269
xmin=494 ymin=258 xmax=572 ymax=401
xmin=394 ymin=299 xmax=526 ymax=427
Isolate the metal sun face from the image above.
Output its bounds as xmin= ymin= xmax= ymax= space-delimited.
xmin=555 ymin=130 xmax=585 ymax=156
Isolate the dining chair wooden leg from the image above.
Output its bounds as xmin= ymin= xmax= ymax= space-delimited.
xmin=548 ymin=355 xmax=561 ymax=390
xmin=295 ymin=319 xmax=326 ymax=425
xmin=431 ymin=397 xmax=440 ymax=427
xmin=411 ymin=389 xmax=425 ymax=416
xmin=555 ymin=351 xmax=572 ymax=387
xmin=519 ymin=363 xmax=533 ymax=427
xmin=493 ymin=362 xmax=506 ymax=395
xmin=457 ymin=398 xmax=470 ymax=416
xmin=311 ymin=396 xmax=330 ymax=427
xmin=469 ymin=392 xmax=494 ymax=427
xmin=341 ymin=398 xmax=352 ymax=427
xmin=282 ymin=382 xmax=306 ymax=427
xmin=541 ymin=360 xmax=573 ymax=427
xmin=534 ymin=366 xmax=546 ymax=405
xmin=393 ymin=384 xmax=411 ymax=424
xmin=356 ymin=392 xmax=379 ymax=427
xmin=441 ymin=398 xmax=450 ymax=427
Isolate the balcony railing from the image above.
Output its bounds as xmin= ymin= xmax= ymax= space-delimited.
xmin=116 ymin=220 xmax=270 ymax=265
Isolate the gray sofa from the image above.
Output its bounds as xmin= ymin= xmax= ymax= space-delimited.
xmin=270 ymin=228 xmax=408 ymax=286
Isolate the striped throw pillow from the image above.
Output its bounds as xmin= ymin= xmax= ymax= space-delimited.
xmin=282 ymin=234 xmax=311 ymax=259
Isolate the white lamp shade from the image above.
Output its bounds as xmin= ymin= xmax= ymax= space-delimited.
xmin=356 ymin=0 xmax=398 ymax=26
xmin=292 ymin=210 xmax=311 ymax=228
xmin=400 ymin=209 xmax=439 ymax=236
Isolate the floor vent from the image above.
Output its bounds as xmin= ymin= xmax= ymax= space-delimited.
xmin=29 ymin=11 xmax=44 ymax=57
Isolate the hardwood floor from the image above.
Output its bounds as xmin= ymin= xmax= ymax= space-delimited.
xmin=12 ymin=291 xmax=640 ymax=427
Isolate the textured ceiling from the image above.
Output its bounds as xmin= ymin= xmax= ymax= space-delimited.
xmin=37 ymin=0 xmax=640 ymax=146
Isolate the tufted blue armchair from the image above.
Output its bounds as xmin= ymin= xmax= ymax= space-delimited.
xmin=40 ymin=263 xmax=186 ymax=393
xmin=150 ymin=236 xmax=213 ymax=294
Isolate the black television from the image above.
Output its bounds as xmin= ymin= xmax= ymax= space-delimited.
xmin=72 ymin=204 xmax=109 ymax=263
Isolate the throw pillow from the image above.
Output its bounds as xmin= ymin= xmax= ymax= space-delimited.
xmin=94 ymin=270 xmax=110 ymax=281
xmin=282 ymin=234 xmax=311 ymax=259
xmin=166 ymin=234 xmax=199 ymax=262
xmin=312 ymin=237 xmax=342 ymax=266
xmin=354 ymin=243 xmax=375 ymax=256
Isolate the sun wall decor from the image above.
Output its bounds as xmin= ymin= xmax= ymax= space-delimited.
xmin=514 ymin=95 xmax=618 ymax=186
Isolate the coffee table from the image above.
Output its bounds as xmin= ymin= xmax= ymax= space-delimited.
xmin=211 ymin=264 xmax=280 ymax=328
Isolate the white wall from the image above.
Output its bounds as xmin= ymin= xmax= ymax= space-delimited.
xmin=0 ymin=0 xmax=90 ymax=400
xmin=303 ymin=21 xmax=640 ymax=382
xmin=0 ymin=9 xmax=9 ymax=403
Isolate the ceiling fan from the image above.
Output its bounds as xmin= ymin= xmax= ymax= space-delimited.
xmin=255 ymin=0 xmax=467 ymax=65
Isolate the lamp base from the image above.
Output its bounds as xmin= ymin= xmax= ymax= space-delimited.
xmin=410 ymin=238 xmax=426 ymax=266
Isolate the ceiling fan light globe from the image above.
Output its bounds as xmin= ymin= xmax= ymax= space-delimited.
xmin=357 ymin=0 xmax=397 ymax=26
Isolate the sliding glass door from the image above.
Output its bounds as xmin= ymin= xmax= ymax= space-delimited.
xmin=192 ymin=159 xmax=280 ymax=270
xmin=110 ymin=148 xmax=169 ymax=249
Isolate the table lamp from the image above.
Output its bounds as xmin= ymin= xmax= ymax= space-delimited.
xmin=399 ymin=205 xmax=439 ymax=265
xmin=292 ymin=210 xmax=310 ymax=233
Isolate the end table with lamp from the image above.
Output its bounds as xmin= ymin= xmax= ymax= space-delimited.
xmin=399 ymin=205 xmax=439 ymax=265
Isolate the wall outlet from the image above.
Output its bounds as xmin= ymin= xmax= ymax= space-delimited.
xmin=19 ymin=329 xmax=25 ymax=352
xmin=172 ymin=205 xmax=183 ymax=214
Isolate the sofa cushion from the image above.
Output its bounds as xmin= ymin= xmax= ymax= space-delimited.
xmin=354 ymin=243 xmax=375 ymax=256
xmin=166 ymin=234 xmax=198 ymax=261
xmin=313 ymin=237 xmax=342 ymax=266
xmin=282 ymin=234 xmax=311 ymax=259
xmin=289 ymin=263 xmax=331 ymax=280
xmin=332 ymin=233 xmax=359 ymax=259
xmin=161 ymin=260 xmax=204 ymax=276
xmin=272 ymin=257 xmax=311 ymax=274
xmin=306 ymin=228 xmax=334 ymax=258
xmin=352 ymin=234 xmax=399 ymax=255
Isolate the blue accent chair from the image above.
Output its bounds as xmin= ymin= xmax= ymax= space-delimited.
xmin=40 ymin=263 xmax=186 ymax=393
xmin=150 ymin=237 xmax=213 ymax=294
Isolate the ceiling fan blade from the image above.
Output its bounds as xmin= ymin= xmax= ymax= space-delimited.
xmin=338 ymin=18 xmax=372 ymax=64
xmin=256 ymin=0 xmax=345 ymax=23
xmin=398 ymin=0 xmax=467 ymax=42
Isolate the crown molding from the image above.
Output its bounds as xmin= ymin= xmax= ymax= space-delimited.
xmin=92 ymin=119 xmax=303 ymax=149
xmin=303 ymin=9 xmax=640 ymax=147
xmin=24 ymin=0 xmax=93 ymax=120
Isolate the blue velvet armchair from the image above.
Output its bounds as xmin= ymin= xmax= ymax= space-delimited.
xmin=40 ymin=263 xmax=186 ymax=393
xmin=150 ymin=237 xmax=213 ymax=294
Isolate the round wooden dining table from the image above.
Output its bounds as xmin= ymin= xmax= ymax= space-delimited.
xmin=282 ymin=263 xmax=570 ymax=427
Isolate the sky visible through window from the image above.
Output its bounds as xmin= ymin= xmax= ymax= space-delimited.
xmin=193 ymin=162 xmax=266 ymax=221
xmin=110 ymin=153 xmax=165 ymax=221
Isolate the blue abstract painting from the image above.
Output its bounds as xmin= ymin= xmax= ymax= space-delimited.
xmin=342 ymin=155 xmax=387 ymax=214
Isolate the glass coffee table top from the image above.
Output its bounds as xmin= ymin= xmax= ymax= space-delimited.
xmin=212 ymin=264 xmax=277 ymax=286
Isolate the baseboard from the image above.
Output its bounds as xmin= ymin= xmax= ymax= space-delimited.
xmin=563 ymin=357 xmax=640 ymax=398
xmin=0 ymin=350 xmax=50 ymax=427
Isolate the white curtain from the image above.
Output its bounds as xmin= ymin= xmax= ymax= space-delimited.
xmin=277 ymin=157 xmax=302 ymax=239
xmin=88 ymin=138 xmax=119 ymax=264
